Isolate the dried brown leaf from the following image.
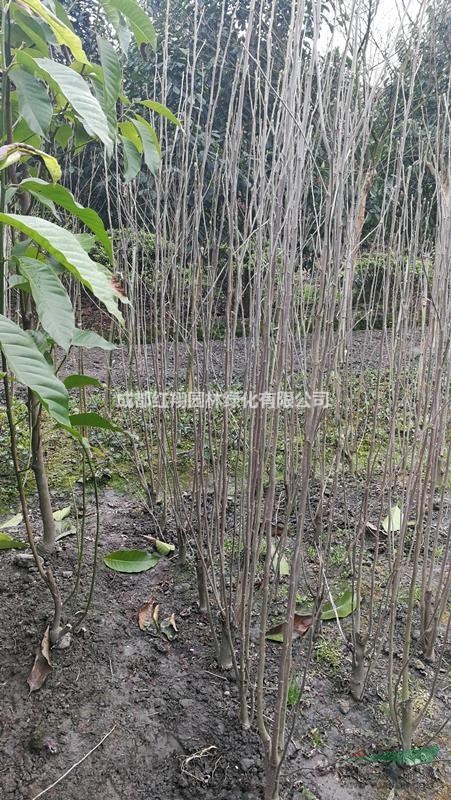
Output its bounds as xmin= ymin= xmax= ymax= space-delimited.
xmin=138 ymin=596 xmax=160 ymax=633
xmin=27 ymin=626 xmax=52 ymax=693
xmin=293 ymin=613 xmax=314 ymax=635
xmin=266 ymin=614 xmax=313 ymax=642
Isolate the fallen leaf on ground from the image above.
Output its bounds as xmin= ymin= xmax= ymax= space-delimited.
xmin=382 ymin=504 xmax=402 ymax=534
xmin=138 ymin=596 xmax=160 ymax=634
xmin=0 ymin=532 xmax=28 ymax=550
xmin=52 ymin=506 xmax=71 ymax=522
xmin=365 ymin=521 xmax=381 ymax=535
xmin=356 ymin=744 xmax=439 ymax=766
xmin=104 ymin=549 xmax=160 ymax=573
xmin=320 ymin=588 xmax=357 ymax=620
xmin=142 ymin=535 xmax=175 ymax=556
xmin=27 ymin=627 xmax=52 ymax=693
xmin=271 ymin=521 xmax=285 ymax=536
xmin=160 ymin=612 xmax=178 ymax=640
xmin=266 ymin=614 xmax=313 ymax=642
xmin=0 ymin=512 xmax=23 ymax=530
xmin=55 ymin=524 xmax=76 ymax=542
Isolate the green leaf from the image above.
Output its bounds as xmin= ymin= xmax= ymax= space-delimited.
xmin=10 ymin=68 xmax=52 ymax=138
xmin=154 ymin=539 xmax=175 ymax=556
xmin=101 ymin=0 xmax=156 ymax=49
xmin=8 ymin=274 xmax=29 ymax=290
xmin=63 ymin=374 xmax=102 ymax=389
xmin=0 ymin=533 xmax=28 ymax=550
xmin=121 ymin=135 xmax=141 ymax=182
xmin=104 ymin=549 xmax=160 ymax=573
xmin=74 ymin=232 xmax=97 ymax=252
xmin=0 ymin=513 xmax=23 ymax=529
xmin=10 ymin=6 xmax=50 ymax=56
xmin=132 ymin=115 xmax=161 ymax=173
xmin=18 ymin=257 xmax=75 ymax=351
xmin=20 ymin=0 xmax=88 ymax=63
xmin=97 ymin=36 xmax=121 ymax=109
xmin=358 ymin=744 xmax=440 ymax=766
xmin=29 ymin=330 xmax=53 ymax=355
xmin=320 ymin=588 xmax=357 ymax=621
xmin=0 ymin=314 xmax=70 ymax=426
xmin=34 ymin=58 xmax=114 ymax=154
xmin=382 ymin=504 xmax=402 ymax=534
xmin=270 ymin=542 xmax=290 ymax=577
xmin=140 ymin=100 xmax=180 ymax=126
xmin=99 ymin=3 xmax=131 ymax=53
xmin=12 ymin=118 xmax=42 ymax=149
xmin=0 ymin=142 xmax=61 ymax=181
xmin=54 ymin=123 xmax=73 ymax=149
xmin=69 ymin=412 xmax=120 ymax=430
xmin=119 ymin=120 xmax=143 ymax=152
xmin=53 ymin=506 xmax=71 ymax=521
xmin=71 ymin=329 xmax=117 ymax=350
xmin=14 ymin=179 xmax=113 ymax=260
xmin=0 ymin=214 xmax=124 ymax=323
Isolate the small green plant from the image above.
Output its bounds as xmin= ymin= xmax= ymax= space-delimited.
xmin=287 ymin=675 xmax=302 ymax=708
xmin=315 ymin=636 xmax=341 ymax=671
xmin=330 ymin=543 xmax=348 ymax=567
xmin=308 ymin=727 xmax=325 ymax=749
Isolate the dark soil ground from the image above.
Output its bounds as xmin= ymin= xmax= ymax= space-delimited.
xmin=0 ymin=486 xmax=449 ymax=800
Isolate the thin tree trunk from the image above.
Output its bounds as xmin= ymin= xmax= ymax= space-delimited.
xmin=30 ymin=392 xmax=56 ymax=552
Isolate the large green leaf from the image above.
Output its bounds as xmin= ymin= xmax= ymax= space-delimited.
xmin=69 ymin=412 xmax=120 ymax=430
xmin=10 ymin=6 xmax=50 ymax=56
xmin=34 ymin=59 xmax=114 ymax=154
xmin=382 ymin=504 xmax=402 ymax=534
xmin=0 ymin=214 xmax=124 ymax=323
xmin=320 ymin=588 xmax=357 ymax=620
xmin=0 ymin=513 xmax=23 ymax=529
xmin=104 ymin=549 xmax=160 ymax=573
xmin=97 ymin=36 xmax=121 ymax=110
xmin=18 ymin=257 xmax=75 ymax=351
xmin=132 ymin=115 xmax=161 ymax=173
xmin=0 ymin=143 xmax=61 ymax=181
xmin=0 ymin=314 xmax=70 ymax=426
xmin=63 ymin=374 xmax=102 ymax=389
xmin=140 ymin=100 xmax=180 ymax=126
xmin=296 ymin=588 xmax=358 ymax=621
xmin=121 ymin=136 xmax=142 ymax=182
xmin=13 ymin=179 xmax=112 ymax=259
xmin=99 ymin=3 xmax=131 ymax=53
xmin=0 ymin=533 xmax=28 ymax=551
xmin=119 ymin=121 xmax=143 ymax=152
xmin=10 ymin=68 xmax=52 ymax=138
xmin=71 ymin=329 xmax=117 ymax=350
xmin=356 ymin=744 xmax=440 ymax=766
xmin=20 ymin=0 xmax=88 ymax=63
xmin=101 ymin=0 xmax=156 ymax=49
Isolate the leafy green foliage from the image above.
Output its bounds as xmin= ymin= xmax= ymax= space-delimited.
xmin=18 ymin=257 xmax=75 ymax=350
xmin=97 ymin=36 xmax=121 ymax=110
xmin=9 ymin=68 xmax=52 ymax=137
xmin=0 ymin=315 xmax=70 ymax=426
xmin=0 ymin=214 xmax=124 ymax=323
xmin=13 ymin=179 xmax=113 ymax=258
xmin=70 ymin=329 xmax=117 ymax=350
xmin=0 ymin=142 xmax=61 ymax=181
xmin=35 ymin=58 xmax=114 ymax=153
xmin=100 ymin=0 xmax=156 ymax=49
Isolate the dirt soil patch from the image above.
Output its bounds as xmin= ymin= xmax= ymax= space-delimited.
xmin=0 ymin=489 xmax=449 ymax=800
